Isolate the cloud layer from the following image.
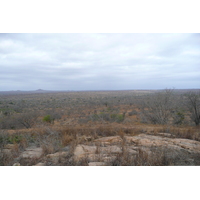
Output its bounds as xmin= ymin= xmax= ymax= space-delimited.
xmin=0 ymin=33 xmax=199 ymax=91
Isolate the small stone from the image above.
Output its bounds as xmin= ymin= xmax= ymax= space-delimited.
xmin=34 ymin=162 xmax=46 ymax=166
xmin=62 ymin=146 xmax=70 ymax=152
xmin=13 ymin=163 xmax=20 ymax=166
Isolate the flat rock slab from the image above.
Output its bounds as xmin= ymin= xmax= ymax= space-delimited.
xmin=72 ymin=134 xmax=200 ymax=165
xmin=46 ymin=151 xmax=69 ymax=163
xmin=94 ymin=136 xmax=122 ymax=146
xmin=47 ymin=151 xmax=68 ymax=158
xmin=87 ymin=154 xmax=117 ymax=163
xmin=74 ymin=145 xmax=122 ymax=159
xmin=88 ymin=162 xmax=106 ymax=166
xmin=74 ymin=145 xmax=96 ymax=158
xmin=172 ymin=138 xmax=200 ymax=153
xmin=73 ymin=143 xmax=136 ymax=163
xmin=34 ymin=162 xmax=46 ymax=166
xmin=98 ymin=146 xmax=122 ymax=154
xmin=20 ymin=147 xmax=43 ymax=159
xmin=124 ymin=134 xmax=200 ymax=153
xmin=74 ymin=145 xmax=96 ymax=161
xmin=124 ymin=135 xmax=170 ymax=146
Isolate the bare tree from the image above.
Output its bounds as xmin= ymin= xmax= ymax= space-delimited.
xmin=17 ymin=111 xmax=40 ymax=129
xmin=140 ymin=89 xmax=176 ymax=125
xmin=185 ymin=91 xmax=200 ymax=126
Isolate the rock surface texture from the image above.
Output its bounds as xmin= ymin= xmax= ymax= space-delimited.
xmin=20 ymin=147 xmax=43 ymax=159
xmin=7 ymin=133 xmax=200 ymax=166
xmin=72 ymin=134 xmax=200 ymax=166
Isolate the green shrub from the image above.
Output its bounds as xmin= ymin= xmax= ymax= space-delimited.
xmin=43 ymin=115 xmax=54 ymax=123
xmin=111 ymin=113 xmax=124 ymax=122
xmin=8 ymin=135 xmax=23 ymax=144
xmin=116 ymin=114 xmax=125 ymax=122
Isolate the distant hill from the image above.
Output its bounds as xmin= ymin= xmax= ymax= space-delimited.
xmin=0 ymin=89 xmax=199 ymax=96
xmin=0 ymin=89 xmax=54 ymax=95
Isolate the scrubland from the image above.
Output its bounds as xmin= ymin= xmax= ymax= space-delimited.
xmin=0 ymin=89 xmax=200 ymax=166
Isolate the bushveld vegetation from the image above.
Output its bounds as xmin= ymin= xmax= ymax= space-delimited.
xmin=0 ymin=89 xmax=200 ymax=166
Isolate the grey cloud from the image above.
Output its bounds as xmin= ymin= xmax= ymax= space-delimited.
xmin=0 ymin=33 xmax=199 ymax=91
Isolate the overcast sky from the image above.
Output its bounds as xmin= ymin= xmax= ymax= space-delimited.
xmin=0 ymin=33 xmax=199 ymax=91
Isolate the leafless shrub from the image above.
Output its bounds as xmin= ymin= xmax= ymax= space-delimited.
xmin=61 ymin=134 xmax=75 ymax=146
xmin=184 ymin=91 xmax=200 ymax=126
xmin=37 ymin=128 xmax=62 ymax=155
xmin=140 ymin=89 xmax=177 ymax=125
xmin=0 ymin=115 xmax=18 ymax=129
xmin=0 ymin=111 xmax=40 ymax=129
xmin=17 ymin=111 xmax=40 ymax=129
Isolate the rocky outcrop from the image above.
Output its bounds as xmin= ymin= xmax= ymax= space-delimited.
xmin=124 ymin=134 xmax=200 ymax=153
xmin=73 ymin=143 xmax=122 ymax=162
xmin=73 ymin=134 xmax=200 ymax=166
xmin=4 ymin=133 xmax=200 ymax=166
xmin=20 ymin=147 xmax=43 ymax=159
